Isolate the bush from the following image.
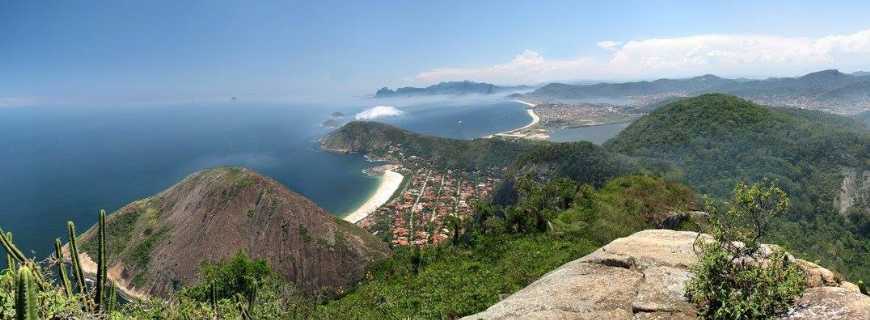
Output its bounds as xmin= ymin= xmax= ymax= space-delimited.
xmin=686 ymin=181 xmax=806 ymax=319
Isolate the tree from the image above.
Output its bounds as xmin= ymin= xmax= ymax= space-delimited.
xmin=686 ymin=181 xmax=805 ymax=320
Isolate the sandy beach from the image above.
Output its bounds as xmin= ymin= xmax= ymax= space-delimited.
xmin=62 ymin=247 xmax=149 ymax=301
xmin=486 ymin=99 xmax=544 ymax=139
xmin=343 ymin=168 xmax=404 ymax=223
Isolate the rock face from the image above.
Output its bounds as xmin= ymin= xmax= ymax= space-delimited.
xmin=462 ymin=230 xmax=870 ymax=320
xmin=74 ymin=167 xmax=390 ymax=298
xmin=834 ymin=168 xmax=870 ymax=215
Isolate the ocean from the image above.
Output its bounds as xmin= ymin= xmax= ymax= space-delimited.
xmin=0 ymin=99 xmax=530 ymax=261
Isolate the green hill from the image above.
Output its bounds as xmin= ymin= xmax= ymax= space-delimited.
xmin=606 ymin=93 xmax=870 ymax=279
xmin=320 ymin=121 xmax=546 ymax=170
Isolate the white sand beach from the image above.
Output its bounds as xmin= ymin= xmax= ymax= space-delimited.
xmin=343 ymin=169 xmax=404 ymax=223
xmin=485 ymin=99 xmax=543 ymax=139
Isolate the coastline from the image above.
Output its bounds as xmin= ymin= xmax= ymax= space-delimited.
xmin=485 ymin=99 xmax=544 ymax=139
xmin=343 ymin=167 xmax=405 ymax=223
xmin=62 ymin=247 xmax=148 ymax=301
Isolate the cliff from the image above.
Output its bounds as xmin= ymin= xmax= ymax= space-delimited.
xmin=463 ymin=230 xmax=869 ymax=320
xmin=73 ymin=167 xmax=390 ymax=298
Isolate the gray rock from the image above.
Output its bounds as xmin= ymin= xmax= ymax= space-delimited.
xmin=463 ymin=230 xmax=870 ymax=320
xmin=780 ymin=287 xmax=870 ymax=320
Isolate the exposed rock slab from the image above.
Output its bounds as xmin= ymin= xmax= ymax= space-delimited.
xmin=463 ymin=229 xmax=869 ymax=320
xmin=780 ymin=287 xmax=870 ymax=320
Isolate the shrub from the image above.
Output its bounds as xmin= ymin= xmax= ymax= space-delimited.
xmin=686 ymin=181 xmax=806 ymax=320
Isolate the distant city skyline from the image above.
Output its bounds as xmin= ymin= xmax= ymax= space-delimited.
xmin=3 ymin=0 xmax=870 ymax=106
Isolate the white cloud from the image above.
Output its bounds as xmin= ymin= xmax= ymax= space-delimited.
xmin=355 ymin=105 xmax=404 ymax=120
xmin=596 ymin=41 xmax=622 ymax=50
xmin=415 ymin=28 xmax=870 ymax=84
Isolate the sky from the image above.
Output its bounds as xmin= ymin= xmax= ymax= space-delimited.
xmin=3 ymin=0 xmax=870 ymax=106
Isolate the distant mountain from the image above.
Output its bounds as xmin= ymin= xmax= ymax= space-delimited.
xmin=76 ymin=167 xmax=390 ymax=298
xmin=853 ymin=71 xmax=870 ymax=77
xmin=531 ymin=74 xmax=732 ymax=100
xmin=524 ymin=69 xmax=870 ymax=114
xmin=375 ymin=81 xmax=531 ymax=98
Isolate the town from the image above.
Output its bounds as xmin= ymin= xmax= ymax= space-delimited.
xmin=356 ymin=161 xmax=499 ymax=247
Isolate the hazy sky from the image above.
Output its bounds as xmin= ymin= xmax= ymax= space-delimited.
xmin=3 ymin=0 xmax=870 ymax=106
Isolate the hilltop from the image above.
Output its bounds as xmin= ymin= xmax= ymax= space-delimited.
xmin=605 ymin=93 xmax=870 ymax=280
xmin=375 ymin=81 xmax=531 ymax=98
xmin=74 ymin=167 xmax=390 ymax=298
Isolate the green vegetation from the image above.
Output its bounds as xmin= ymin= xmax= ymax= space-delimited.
xmin=606 ymin=93 xmax=870 ymax=281
xmin=311 ymin=175 xmax=694 ymax=318
xmin=321 ymin=121 xmax=547 ymax=170
xmin=15 ymin=266 xmax=39 ymax=320
xmin=687 ymin=182 xmax=806 ymax=319
xmin=2 ymin=95 xmax=864 ymax=318
xmin=0 ymin=212 xmax=117 ymax=319
xmin=0 ymin=174 xmax=697 ymax=319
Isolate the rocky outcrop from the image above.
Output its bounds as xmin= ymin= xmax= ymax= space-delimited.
xmin=834 ymin=168 xmax=870 ymax=216
xmin=462 ymin=230 xmax=870 ymax=320
xmin=73 ymin=167 xmax=390 ymax=298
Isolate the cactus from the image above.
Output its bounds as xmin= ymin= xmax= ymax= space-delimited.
xmin=95 ymin=210 xmax=107 ymax=312
xmin=0 ymin=228 xmax=26 ymax=264
xmin=5 ymin=232 xmax=16 ymax=271
xmin=66 ymin=221 xmax=86 ymax=295
xmin=15 ymin=266 xmax=38 ymax=320
xmin=236 ymin=293 xmax=253 ymax=320
xmin=105 ymin=284 xmax=117 ymax=314
xmin=209 ymin=281 xmax=218 ymax=309
xmin=53 ymin=238 xmax=74 ymax=296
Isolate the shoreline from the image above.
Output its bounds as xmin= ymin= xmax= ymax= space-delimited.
xmin=343 ymin=168 xmax=405 ymax=223
xmin=62 ymin=247 xmax=148 ymax=301
xmin=485 ymin=99 xmax=542 ymax=138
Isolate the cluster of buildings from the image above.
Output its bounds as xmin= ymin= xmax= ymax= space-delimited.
xmin=536 ymin=103 xmax=635 ymax=128
xmin=357 ymin=165 xmax=498 ymax=247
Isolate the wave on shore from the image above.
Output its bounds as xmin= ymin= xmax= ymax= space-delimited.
xmin=343 ymin=169 xmax=404 ymax=223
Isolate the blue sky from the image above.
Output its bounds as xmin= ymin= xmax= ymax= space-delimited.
xmin=3 ymin=0 xmax=870 ymax=106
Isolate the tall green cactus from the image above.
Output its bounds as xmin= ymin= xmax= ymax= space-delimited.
xmin=66 ymin=221 xmax=86 ymax=295
xmin=5 ymin=232 xmax=16 ymax=271
xmin=0 ymin=228 xmax=26 ymax=264
xmin=105 ymin=284 xmax=117 ymax=314
xmin=54 ymin=238 xmax=74 ymax=296
xmin=95 ymin=210 xmax=107 ymax=312
xmin=15 ymin=266 xmax=38 ymax=320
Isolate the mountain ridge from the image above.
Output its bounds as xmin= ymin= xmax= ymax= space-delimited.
xmin=375 ymin=81 xmax=531 ymax=98
xmin=522 ymin=69 xmax=870 ymax=114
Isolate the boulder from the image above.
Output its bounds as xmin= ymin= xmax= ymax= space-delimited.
xmin=780 ymin=287 xmax=870 ymax=320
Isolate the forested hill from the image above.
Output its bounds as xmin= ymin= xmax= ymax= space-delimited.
xmin=320 ymin=121 xmax=545 ymax=170
xmin=605 ymin=93 xmax=870 ymax=280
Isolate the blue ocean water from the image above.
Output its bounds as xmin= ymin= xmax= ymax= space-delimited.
xmin=0 ymin=99 xmax=530 ymax=261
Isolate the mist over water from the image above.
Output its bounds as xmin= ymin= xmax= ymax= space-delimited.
xmin=0 ymin=98 xmax=531 ymax=260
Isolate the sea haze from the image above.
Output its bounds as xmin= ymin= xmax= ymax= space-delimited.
xmin=377 ymin=100 xmax=531 ymax=139
xmin=0 ymin=99 xmax=531 ymax=260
